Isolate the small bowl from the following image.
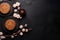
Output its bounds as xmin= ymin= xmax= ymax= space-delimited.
xmin=0 ymin=1 xmax=14 ymax=17
xmin=1 ymin=17 xmax=19 ymax=35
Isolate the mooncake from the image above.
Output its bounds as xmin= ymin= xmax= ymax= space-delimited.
xmin=0 ymin=2 xmax=11 ymax=14
xmin=5 ymin=19 xmax=16 ymax=30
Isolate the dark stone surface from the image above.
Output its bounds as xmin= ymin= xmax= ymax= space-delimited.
xmin=0 ymin=0 xmax=60 ymax=40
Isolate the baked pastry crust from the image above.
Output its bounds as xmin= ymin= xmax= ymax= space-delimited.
xmin=0 ymin=2 xmax=11 ymax=14
xmin=5 ymin=19 xmax=16 ymax=30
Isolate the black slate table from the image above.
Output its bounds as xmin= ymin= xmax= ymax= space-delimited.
xmin=0 ymin=0 xmax=60 ymax=40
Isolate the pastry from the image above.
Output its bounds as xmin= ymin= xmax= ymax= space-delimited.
xmin=0 ymin=2 xmax=11 ymax=14
xmin=5 ymin=19 xmax=16 ymax=30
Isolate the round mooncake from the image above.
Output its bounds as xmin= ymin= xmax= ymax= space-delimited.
xmin=5 ymin=19 xmax=16 ymax=30
xmin=0 ymin=2 xmax=11 ymax=14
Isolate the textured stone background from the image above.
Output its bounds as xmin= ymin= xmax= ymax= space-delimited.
xmin=0 ymin=0 xmax=60 ymax=40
